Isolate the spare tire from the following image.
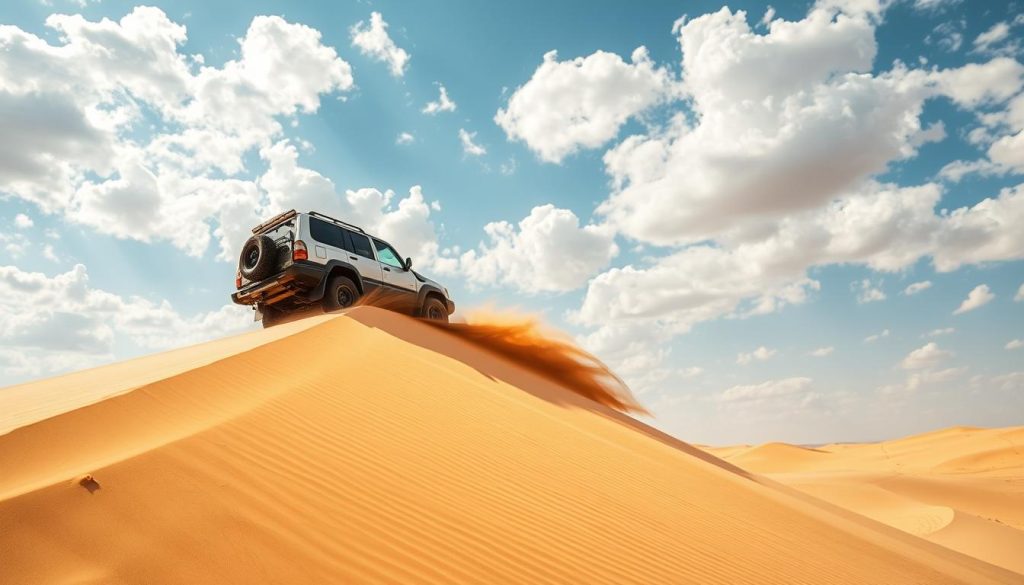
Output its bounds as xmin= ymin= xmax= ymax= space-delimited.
xmin=239 ymin=235 xmax=277 ymax=281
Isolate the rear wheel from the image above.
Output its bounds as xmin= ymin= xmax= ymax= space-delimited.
xmin=423 ymin=297 xmax=449 ymax=323
xmin=323 ymin=275 xmax=360 ymax=312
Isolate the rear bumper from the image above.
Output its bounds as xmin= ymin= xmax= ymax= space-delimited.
xmin=231 ymin=261 xmax=326 ymax=306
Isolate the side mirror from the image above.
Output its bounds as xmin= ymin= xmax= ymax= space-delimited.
xmin=404 ymin=257 xmax=413 ymax=271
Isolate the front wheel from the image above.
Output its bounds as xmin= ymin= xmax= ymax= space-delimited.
xmin=422 ymin=297 xmax=449 ymax=323
xmin=323 ymin=275 xmax=360 ymax=312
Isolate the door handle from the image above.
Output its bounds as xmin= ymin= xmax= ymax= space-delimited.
xmin=349 ymin=255 xmax=358 ymax=261
xmin=382 ymin=267 xmax=391 ymax=272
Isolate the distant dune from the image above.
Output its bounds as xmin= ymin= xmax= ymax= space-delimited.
xmin=706 ymin=425 xmax=1024 ymax=576
xmin=1 ymin=308 xmax=1020 ymax=584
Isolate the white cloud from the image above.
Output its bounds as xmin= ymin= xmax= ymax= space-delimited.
xmin=934 ymin=58 xmax=1024 ymax=108
xmin=953 ymin=284 xmax=995 ymax=315
xmin=595 ymin=6 xmax=948 ymax=246
xmin=0 ymin=8 xmax=354 ymax=259
xmin=717 ymin=377 xmax=814 ymax=403
xmin=459 ymin=128 xmax=487 ymax=156
xmin=903 ymin=280 xmax=932 ymax=295
xmin=901 ymin=342 xmax=952 ymax=370
xmin=737 ymin=345 xmax=777 ymax=365
xmin=913 ymin=0 xmax=963 ymax=11
xmin=573 ymin=241 xmax=822 ymax=336
xmin=396 ymin=132 xmax=415 ymax=145
xmin=865 ymin=328 xmax=890 ymax=343
xmin=0 ymin=263 xmax=250 ymax=382
xmin=350 ymin=12 xmax=409 ymax=77
xmin=495 ymin=47 xmax=674 ymax=163
xmin=13 ymin=214 xmax=33 ymax=229
xmin=1007 ymin=339 xmax=1023 ymax=350
xmin=422 ymin=84 xmax=456 ymax=114
xmin=450 ymin=205 xmax=618 ymax=293
xmin=809 ymin=346 xmax=834 ymax=357
xmin=974 ymin=22 xmax=1010 ymax=52
xmin=926 ymin=327 xmax=955 ymax=337
xmin=760 ymin=6 xmax=776 ymax=28
xmin=1016 ymin=283 xmax=1024 ymax=301
xmin=577 ymin=172 xmax=1024 ymax=343
xmin=856 ymin=279 xmax=886 ymax=303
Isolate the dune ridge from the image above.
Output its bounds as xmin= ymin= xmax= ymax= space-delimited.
xmin=708 ymin=425 xmax=1024 ymax=575
xmin=1 ymin=308 xmax=1019 ymax=584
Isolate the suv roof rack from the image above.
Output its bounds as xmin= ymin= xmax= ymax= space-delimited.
xmin=251 ymin=209 xmax=297 ymax=234
xmin=308 ymin=211 xmax=366 ymax=234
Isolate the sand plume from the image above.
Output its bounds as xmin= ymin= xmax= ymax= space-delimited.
xmin=423 ymin=310 xmax=646 ymax=415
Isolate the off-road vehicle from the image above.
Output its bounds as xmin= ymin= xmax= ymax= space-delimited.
xmin=231 ymin=210 xmax=455 ymax=327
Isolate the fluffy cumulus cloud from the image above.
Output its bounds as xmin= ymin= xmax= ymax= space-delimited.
xmin=901 ymin=342 xmax=953 ymax=370
xmin=0 ymin=264 xmax=250 ymax=382
xmin=495 ymin=47 xmax=675 ymax=163
xmin=0 ymin=7 xmax=356 ymax=260
xmin=350 ymin=12 xmax=409 ymax=77
xmin=953 ymin=284 xmax=995 ymax=315
xmin=541 ymin=2 xmax=1024 ymax=362
xmin=450 ymin=205 xmax=618 ymax=293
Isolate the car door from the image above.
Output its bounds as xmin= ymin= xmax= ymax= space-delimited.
xmin=342 ymin=229 xmax=384 ymax=293
xmin=373 ymin=238 xmax=419 ymax=312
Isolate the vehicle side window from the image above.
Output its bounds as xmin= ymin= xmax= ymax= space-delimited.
xmin=347 ymin=230 xmax=375 ymax=260
xmin=309 ymin=218 xmax=348 ymax=251
xmin=373 ymin=240 xmax=404 ymax=268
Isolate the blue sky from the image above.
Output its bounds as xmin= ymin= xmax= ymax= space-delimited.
xmin=0 ymin=0 xmax=1022 ymax=444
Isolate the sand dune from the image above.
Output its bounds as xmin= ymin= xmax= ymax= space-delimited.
xmin=708 ymin=425 xmax=1024 ymax=576
xmin=2 ymin=308 xmax=1020 ymax=584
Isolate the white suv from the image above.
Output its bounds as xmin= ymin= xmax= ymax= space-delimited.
xmin=231 ymin=210 xmax=455 ymax=327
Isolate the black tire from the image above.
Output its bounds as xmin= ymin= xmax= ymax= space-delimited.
xmin=239 ymin=235 xmax=277 ymax=281
xmin=422 ymin=297 xmax=449 ymax=323
xmin=323 ymin=275 xmax=360 ymax=312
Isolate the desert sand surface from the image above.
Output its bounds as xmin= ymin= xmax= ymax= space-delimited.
xmin=705 ymin=426 xmax=1024 ymax=576
xmin=2 ymin=307 xmax=1021 ymax=584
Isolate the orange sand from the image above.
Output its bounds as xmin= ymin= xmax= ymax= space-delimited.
xmin=1 ymin=307 xmax=1020 ymax=584
xmin=707 ymin=426 xmax=1024 ymax=576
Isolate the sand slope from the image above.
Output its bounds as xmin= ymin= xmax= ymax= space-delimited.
xmin=1 ymin=308 xmax=1020 ymax=584
xmin=708 ymin=426 xmax=1024 ymax=576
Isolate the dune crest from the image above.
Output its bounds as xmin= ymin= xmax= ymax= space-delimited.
xmin=1 ymin=308 xmax=1019 ymax=584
